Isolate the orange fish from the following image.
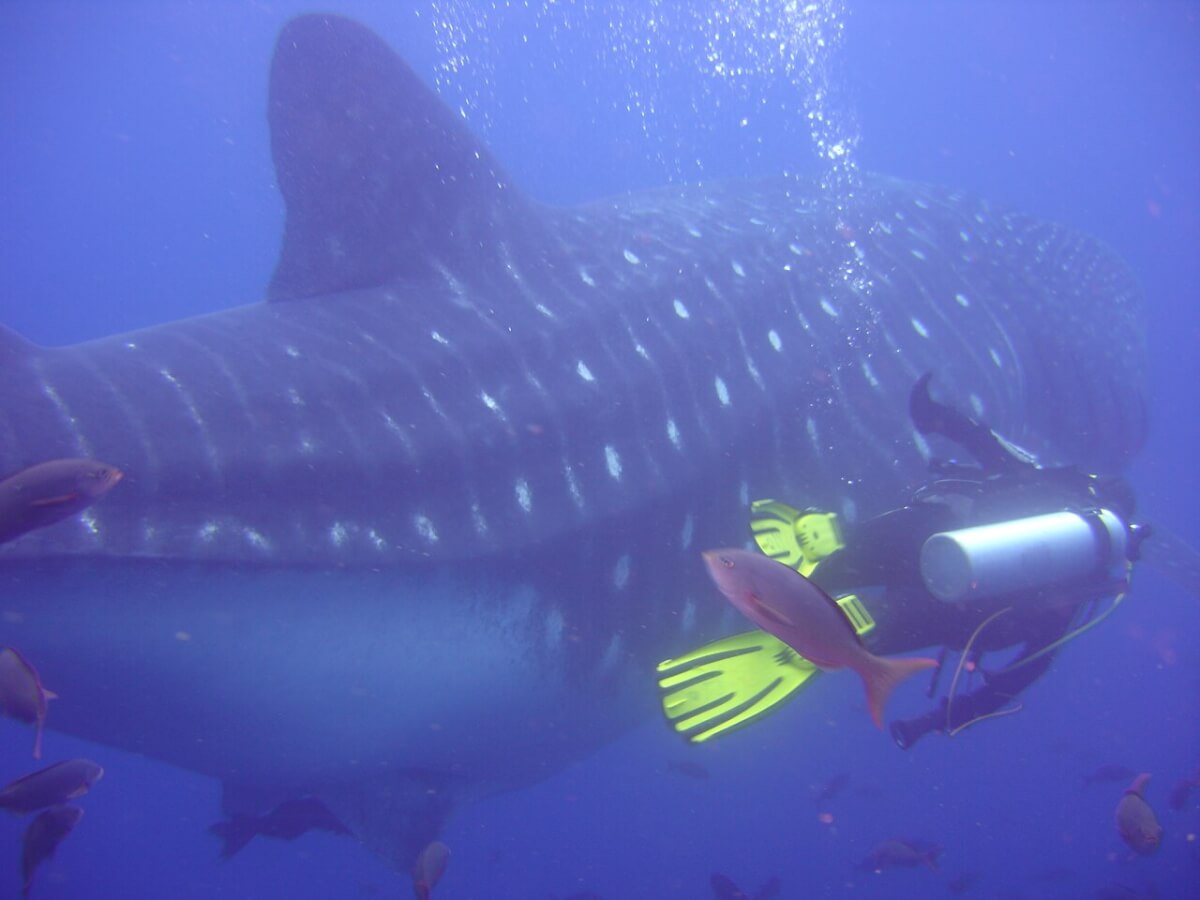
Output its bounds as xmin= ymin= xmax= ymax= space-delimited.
xmin=703 ymin=549 xmax=936 ymax=727
xmin=0 ymin=648 xmax=57 ymax=759
xmin=1115 ymin=773 xmax=1163 ymax=854
xmin=0 ymin=759 xmax=104 ymax=815
xmin=0 ymin=458 xmax=123 ymax=544
xmin=1167 ymin=767 xmax=1200 ymax=810
xmin=858 ymin=838 xmax=942 ymax=872
xmin=22 ymin=804 xmax=84 ymax=899
xmin=412 ymin=840 xmax=449 ymax=899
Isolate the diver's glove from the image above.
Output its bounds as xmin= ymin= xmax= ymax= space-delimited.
xmin=888 ymin=704 xmax=946 ymax=751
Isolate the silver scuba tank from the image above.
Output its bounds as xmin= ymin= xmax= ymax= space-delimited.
xmin=920 ymin=509 xmax=1129 ymax=604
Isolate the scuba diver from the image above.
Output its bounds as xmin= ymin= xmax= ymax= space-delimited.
xmin=658 ymin=373 xmax=1148 ymax=750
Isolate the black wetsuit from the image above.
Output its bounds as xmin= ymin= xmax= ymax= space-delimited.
xmin=808 ymin=374 xmax=1136 ymax=750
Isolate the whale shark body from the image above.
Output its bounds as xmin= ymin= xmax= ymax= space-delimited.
xmin=0 ymin=15 xmax=1146 ymax=870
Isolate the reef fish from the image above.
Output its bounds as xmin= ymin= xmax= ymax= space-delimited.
xmin=1115 ymin=772 xmax=1163 ymax=855
xmin=412 ymin=840 xmax=450 ymax=900
xmin=0 ymin=459 xmax=122 ymax=545
xmin=0 ymin=759 xmax=104 ymax=815
xmin=21 ymin=804 xmax=84 ymax=899
xmin=703 ymin=549 xmax=936 ymax=727
xmin=0 ymin=647 xmax=55 ymax=759
xmin=857 ymin=838 xmax=943 ymax=872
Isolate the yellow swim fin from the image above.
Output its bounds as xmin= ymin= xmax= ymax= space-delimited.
xmin=656 ymin=630 xmax=820 ymax=744
xmin=750 ymin=499 xmax=844 ymax=576
xmin=658 ymin=499 xmax=847 ymax=743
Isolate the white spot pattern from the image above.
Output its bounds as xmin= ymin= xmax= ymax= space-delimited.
xmin=414 ymin=515 xmax=438 ymax=543
xmin=680 ymin=514 xmax=695 ymax=549
xmin=604 ymin=445 xmax=622 ymax=480
xmin=515 ymin=479 xmax=532 ymax=513
xmin=666 ymin=419 xmax=682 ymax=449
xmin=613 ymin=554 xmax=631 ymax=589
xmin=563 ymin=463 xmax=584 ymax=508
xmin=471 ymin=502 xmax=488 ymax=536
xmin=244 ymin=528 xmax=270 ymax=550
xmin=714 ymin=377 xmax=731 ymax=406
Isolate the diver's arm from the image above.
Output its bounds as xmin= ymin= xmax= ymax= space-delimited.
xmin=942 ymin=641 xmax=1056 ymax=732
xmin=910 ymin=373 xmax=1035 ymax=476
xmin=890 ymin=611 xmax=1071 ymax=750
xmin=890 ymin=646 xmax=1055 ymax=750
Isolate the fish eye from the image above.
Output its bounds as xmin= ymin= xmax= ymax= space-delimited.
xmin=720 ymin=555 xmax=734 ymax=569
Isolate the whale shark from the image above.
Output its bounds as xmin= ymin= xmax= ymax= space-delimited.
xmin=0 ymin=13 xmax=1146 ymax=871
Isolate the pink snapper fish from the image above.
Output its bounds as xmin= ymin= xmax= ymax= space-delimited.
xmin=0 ymin=648 xmax=57 ymax=760
xmin=703 ymin=549 xmax=936 ymax=728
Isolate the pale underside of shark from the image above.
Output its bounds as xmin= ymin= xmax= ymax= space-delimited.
xmin=0 ymin=14 xmax=1146 ymax=871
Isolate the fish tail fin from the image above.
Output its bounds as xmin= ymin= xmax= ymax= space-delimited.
xmin=862 ymin=655 xmax=939 ymax=729
xmin=209 ymin=816 xmax=258 ymax=859
xmin=924 ymin=846 xmax=943 ymax=872
xmin=1127 ymin=772 xmax=1152 ymax=797
xmin=32 ymin=719 xmax=43 ymax=761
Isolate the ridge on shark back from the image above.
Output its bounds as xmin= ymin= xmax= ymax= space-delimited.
xmin=0 ymin=13 xmax=1145 ymax=875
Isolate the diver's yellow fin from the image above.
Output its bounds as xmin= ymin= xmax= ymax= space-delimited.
xmin=656 ymin=631 xmax=819 ymax=744
xmin=750 ymin=499 xmax=844 ymax=576
xmin=750 ymin=500 xmax=807 ymax=569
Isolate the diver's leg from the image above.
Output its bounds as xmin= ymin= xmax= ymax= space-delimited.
xmin=811 ymin=502 xmax=955 ymax=595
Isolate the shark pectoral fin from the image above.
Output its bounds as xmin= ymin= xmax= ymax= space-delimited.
xmin=313 ymin=768 xmax=464 ymax=873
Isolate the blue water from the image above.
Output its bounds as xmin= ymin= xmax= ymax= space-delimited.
xmin=1 ymin=1 xmax=1197 ymax=897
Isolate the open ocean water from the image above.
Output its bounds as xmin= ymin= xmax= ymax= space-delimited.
xmin=0 ymin=1 xmax=1197 ymax=898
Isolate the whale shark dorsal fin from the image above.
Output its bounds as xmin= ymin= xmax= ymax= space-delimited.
xmin=267 ymin=14 xmax=525 ymax=302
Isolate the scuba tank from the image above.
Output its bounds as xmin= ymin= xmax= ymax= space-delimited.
xmin=920 ymin=509 xmax=1129 ymax=604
